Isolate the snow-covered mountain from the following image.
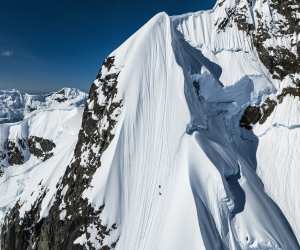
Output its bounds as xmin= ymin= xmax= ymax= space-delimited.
xmin=0 ymin=87 xmax=87 ymax=229
xmin=0 ymin=0 xmax=299 ymax=249
xmin=0 ymin=88 xmax=87 ymax=124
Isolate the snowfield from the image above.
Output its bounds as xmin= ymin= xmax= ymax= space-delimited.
xmin=0 ymin=88 xmax=86 ymax=224
xmin=0 ymin=0 xmax=300 ymax=249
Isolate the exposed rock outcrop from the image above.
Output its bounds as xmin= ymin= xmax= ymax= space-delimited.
xmin=0 ymin=136 xmax=56 ymax=168
xmin=0 ymin=56 xmax=123 ymax=250
xmin=28 ymin=136 xmax=56 ymax=162
xmin=225 ymin=0 xmax=300 ymax=128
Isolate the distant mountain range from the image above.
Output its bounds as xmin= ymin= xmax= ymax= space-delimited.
xmin=0 ymin=88 xmax=87 ymax=123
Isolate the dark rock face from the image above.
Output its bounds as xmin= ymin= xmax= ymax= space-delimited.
xmin=216 ymin=0 xmax=299 ymax=79
xmin=214 ymin=1 xmax=299 ymax=129
xmin=54 ymin=89 xmax=68 ymax=103
xmin=252 ymin=1 xmax=299 ymax=78
xmin=216 ymin=1 xmax=255 ymax=34
xmin=0 ymin=139 xmax=27 ymax=166
xmin=1 ymin=56 xmax=123 ymax=250
xmin=240 ymin=98 xmax=277 ymax=129
xmin=215 ymin=0 xmax=300 ymax=128
xmin=54 ymin=97 xmax=68 ymax=103
xmin=1 ymin=192 xmax=47 ymax=250
xmin=240 ymin=86 xmax=300 ymax=129
xmin=6 ymin=140 xmax=26 ymax=165
xmin=240 ymin=106 xmax=261 ymax=130
xmin=0 ymin=136 xmax=56 ymax=169
xmin=28 ymin=136 xmax=56 ymax=161
xmin=216 ymin=7 xmax=236 ymax=31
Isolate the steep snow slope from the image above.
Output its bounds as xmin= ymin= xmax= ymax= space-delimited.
xmin=254 ymin=95 xmax=300 ymax=244
xmin=0 ymin=88 xmax=86 ymax=238
xmin=0 ymin=108 xmax=84 ymax=219
xmin=83 ymin=7 xmax=297 ymax=249
xmin=0 ymin=0 xmax=299 ymax=249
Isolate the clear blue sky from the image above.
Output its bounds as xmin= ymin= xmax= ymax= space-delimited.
xmin=0 ymin=0 xmax=215 ymax=93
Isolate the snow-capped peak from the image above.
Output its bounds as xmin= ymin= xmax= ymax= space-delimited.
xmin=0 ymin=87 xmax=87 ymax=124
xmin=0 ymin=0 xmax=299 ymax=249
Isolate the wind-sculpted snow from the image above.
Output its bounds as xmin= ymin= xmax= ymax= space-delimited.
xmin=0 ymin=0 xmax=300 ymax=249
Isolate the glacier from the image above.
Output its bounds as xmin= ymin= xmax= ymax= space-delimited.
xmin=0 ymin=0 xmax=300 ymax=249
